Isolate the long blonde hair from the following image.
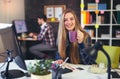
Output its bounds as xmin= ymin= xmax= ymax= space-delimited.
xmin=57 ymin=9 xmax=89 ymax=64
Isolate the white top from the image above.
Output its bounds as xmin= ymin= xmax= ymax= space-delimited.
xmin=40 ymin=23 xmax=47 ymax=30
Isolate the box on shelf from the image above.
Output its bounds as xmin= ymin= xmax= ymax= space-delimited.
xmin=117 ymin=11 xmax=120 ymax=24
xmin=81 ymin=11 xmax=91 ymax=24
xmin=116 ymin=30 xmax=120 ymax=38
xmin=101 ymin=34 xmax=110 ymax=38
xmin=98 ymin=4 xmax=107 ymax=10
xmin=88 ymin=3 xmax=107 ymax=10
xmin=88 ymin=3 xmax=97 ymax=10
xmin=85 ymin=29 xmax=94 ymax=37
xmin=98 ymin=16 xmax=105 ymax=24
xmin=116 ymin=4 xmax=120 ymax=10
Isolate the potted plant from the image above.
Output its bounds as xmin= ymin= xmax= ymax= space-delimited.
xmin=27 ymin=59 xmax=53 ymax=79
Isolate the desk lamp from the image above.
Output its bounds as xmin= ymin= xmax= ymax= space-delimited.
xmin=1 ymin=50 xmax=27 ymax=79
xmin=85 ymin=41 xmax=111 ymax=79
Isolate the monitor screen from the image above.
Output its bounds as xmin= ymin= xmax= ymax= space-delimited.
xmin=14 ymin=20 xmax=27 ymax=34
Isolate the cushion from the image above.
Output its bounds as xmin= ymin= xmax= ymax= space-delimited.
xmin=96 ymin=45 xmax=120 ymax=68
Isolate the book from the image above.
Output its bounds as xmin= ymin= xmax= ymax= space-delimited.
xmin=98 ymin=4 xmax=107 ymax=10
xmin=116 ymin=30 xmax=120 ymax=38
xmin=88 ymin=3 xmax=97 ymax=10
xmin=81 ymin=11 xmax=91 ymax=24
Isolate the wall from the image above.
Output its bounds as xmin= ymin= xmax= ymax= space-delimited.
xmin=0 ymin=0 xmax=25 ymax=23
xmin=25 ymin=0 xmax=80 ymax=20
xmin=24 ymin=0 xmax=80 ymax=33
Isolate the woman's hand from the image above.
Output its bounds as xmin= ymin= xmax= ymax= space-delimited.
xmin=54 ymin=60 xmax=75 ymax=70
xmin=54 ymin=59 xmax=64 ymax=65
xmin=77 ymin=30 xmax=84 ymax=43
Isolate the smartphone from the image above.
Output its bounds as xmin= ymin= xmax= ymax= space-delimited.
xmin=76 ymin=67 xmax=84 ymax=70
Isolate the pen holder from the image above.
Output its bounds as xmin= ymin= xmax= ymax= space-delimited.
xmin=52 ymin=63 xmax=62 ymax=79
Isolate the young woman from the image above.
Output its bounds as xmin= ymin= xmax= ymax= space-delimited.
xmin=55 ymin=9 xmax=97 ymax=65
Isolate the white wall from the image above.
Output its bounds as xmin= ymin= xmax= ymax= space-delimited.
xmin=0 ymin=0 xmax=25 ymax=23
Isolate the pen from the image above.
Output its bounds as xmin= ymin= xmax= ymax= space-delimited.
xmin=60 ymin=57 xmax=69 ymax=67
xmin=66 ymin=64 xmax=75 ymax=70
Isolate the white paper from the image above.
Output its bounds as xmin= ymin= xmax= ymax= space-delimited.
xmin=55 ymin=7 xmax=63 ymax=21
xmin=46 ymin=7 xmax=54 ymax=18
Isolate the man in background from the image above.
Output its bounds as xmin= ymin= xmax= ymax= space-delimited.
xmin=29 ymin=14 xmax=55 ymax=59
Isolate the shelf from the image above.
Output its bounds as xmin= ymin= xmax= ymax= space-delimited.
xmin=92 ymin=38 xmax=111 ymax=40
xmin=84 ymin=24 xmax=120 ymax=26
xmin=112 ymin=38 xmax=120 ymax=40
xmin=81 ymin=0 xmax=120 ymax=46
xmin=92 ymin=37 xmax=120 ymax=40
xmin=84 ymin=24 xmax=112 ymax=26
xmin=83 ymin=10 xmax=120 ymax=12
xmin=83 ymin=10 xmax=112 ymax=12
xmin=112 ymin=10 xmax=120 ymax=11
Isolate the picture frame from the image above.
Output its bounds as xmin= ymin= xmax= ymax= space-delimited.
xmin=44 ymin=5 xmax=66 ymax=22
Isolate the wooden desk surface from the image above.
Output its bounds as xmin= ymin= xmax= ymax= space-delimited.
xmin=18 ymin=37 xmax=37 ymax=41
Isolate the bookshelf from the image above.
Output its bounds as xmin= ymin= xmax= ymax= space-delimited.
xmin=80 ymin=0 xmax=120 ymax=46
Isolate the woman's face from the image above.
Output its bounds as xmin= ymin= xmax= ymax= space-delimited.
xmin=64 ymin=12 xmax=76 ymax=31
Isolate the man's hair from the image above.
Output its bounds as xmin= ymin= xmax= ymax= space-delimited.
xmin=38 ymin=14 xmax=47 ymax=21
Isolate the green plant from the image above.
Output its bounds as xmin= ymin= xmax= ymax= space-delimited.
xmin=28 ymin=59 xmax=53 ymax=75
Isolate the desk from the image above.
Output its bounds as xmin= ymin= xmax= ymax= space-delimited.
xmin=62 ymin=64 xmax=108 ymax=79
xmin=0 ymin=60 xmax=119 ymax=79
xmin=18 ymin=37 xmax=57 ymax=59
xmin=18 ymin=37 xmax=37 ymax=41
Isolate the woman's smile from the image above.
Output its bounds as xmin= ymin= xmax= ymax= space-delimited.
xmin=64 ymin=13 xmax=75 ymax=31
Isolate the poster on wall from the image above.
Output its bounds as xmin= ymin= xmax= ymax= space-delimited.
xmin=46 ymin=7 xmax=54 ymax=18
xmin=44 ymin=5 xmax=66 ymax=22
xmin=55 ymin=7 xmax=63 ymax=21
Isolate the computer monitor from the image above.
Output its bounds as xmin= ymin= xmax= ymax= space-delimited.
xmin=13 ymin=20 xmax=28 ymax=34
xmin=12 ymin=20 xmax=28 ymax=71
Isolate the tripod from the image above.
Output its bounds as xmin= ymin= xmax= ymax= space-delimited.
xmin=1 ymin=50 xmax=25 ymax=79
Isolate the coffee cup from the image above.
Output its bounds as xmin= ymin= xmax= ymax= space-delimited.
xmin=68 ymin=31 xmax=77 ymax=42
